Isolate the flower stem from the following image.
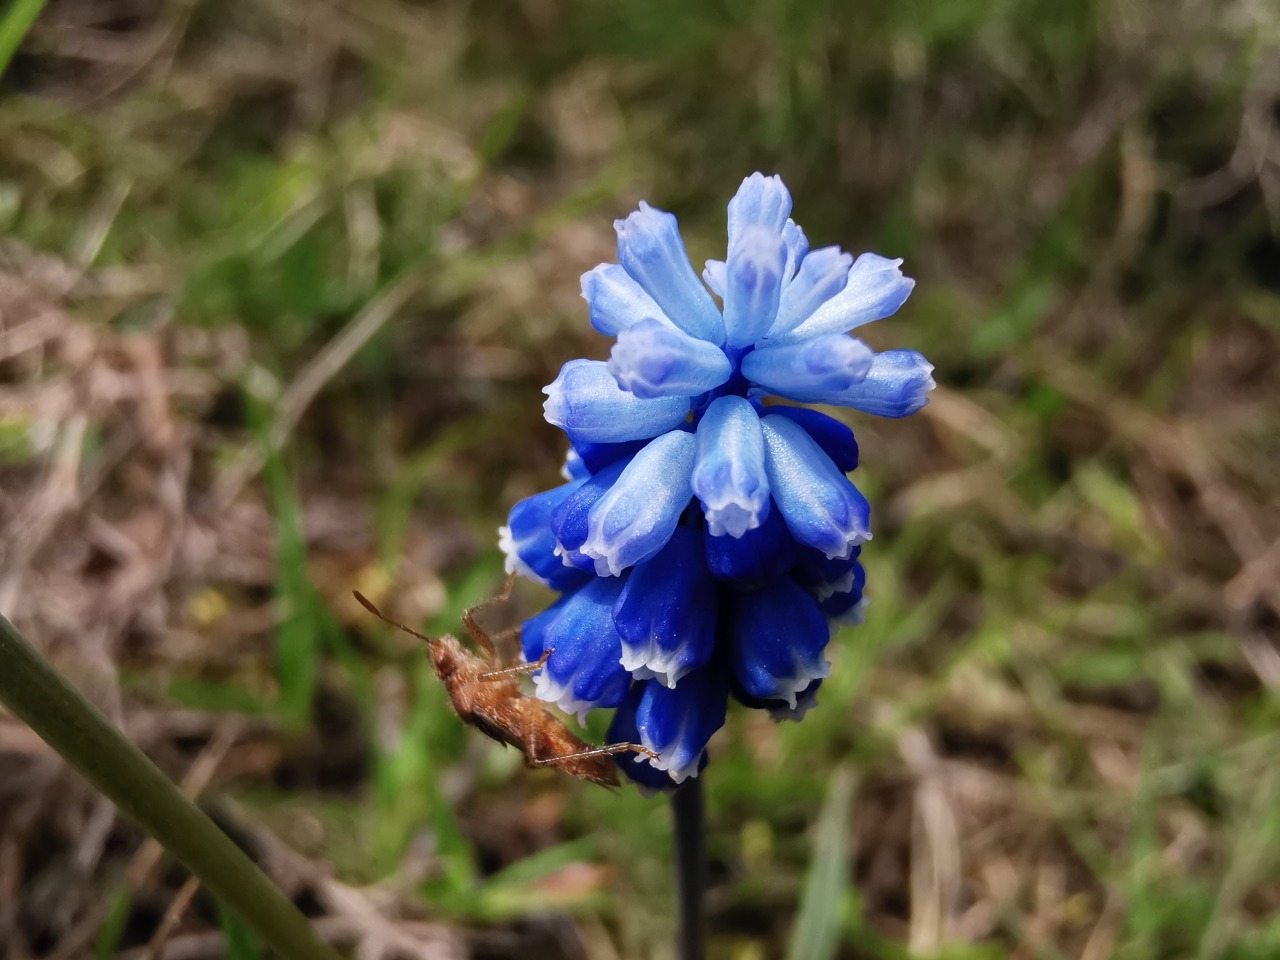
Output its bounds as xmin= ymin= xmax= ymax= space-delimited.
xmin=0 ymin=613 xmax=344 ymax=960
xmin=671 ymin=777 xmax=706 ymax=960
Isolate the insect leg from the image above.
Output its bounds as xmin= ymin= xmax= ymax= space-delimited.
xmin=530 ymin=741 xmax=662 ymax=766
xmin=479 ymin=647 xmax=553 ymax=681
xmin=461 ymin=571 xmax=518 ymax=661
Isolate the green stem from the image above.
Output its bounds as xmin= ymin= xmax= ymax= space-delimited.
xmin=0 ymin=613 xmax=344 ymax=960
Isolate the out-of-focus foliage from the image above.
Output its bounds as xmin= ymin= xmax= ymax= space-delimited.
xmin=1 ymin=0 xmax=1278 ymax=957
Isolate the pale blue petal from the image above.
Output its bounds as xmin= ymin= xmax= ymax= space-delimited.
xmin=581 ymin=263 xmax=674 ymax=337
xmin=764 ymin=253 xmax=914 ymax=345
xmin=762 ymin=408 xmax=859 ymax=472
xmin=543 ymin=360 xmax=691 ymax=443
xmin=608 ymin=319 xmax=733 ymax=399
xmin=581 ymin=430 xmax=696 ymax=576
xmin=723 ymin=226 xmax=787 ymax=348
xmin=741 ymin=334 xmax=874 ymax=403
xmin=819 ymin=349 xmax=935 ymax=418
xmin=768 ymin=246 xmax=852 ymax=338
xmin=726 ymin=173 xmax=792 ymax=250
xmin=761 ymin=415 xmax=871 ymax=560
xmin=702 ymin=259 xmax=726 ymax=299
xmin=691 ymin=396 xmax=769 ymax=537
xmin=615 ymin=202 xmax=724 ymax=344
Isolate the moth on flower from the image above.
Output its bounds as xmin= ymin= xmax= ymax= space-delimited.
xmin=501 ymin=173 xmax=935 ymax=789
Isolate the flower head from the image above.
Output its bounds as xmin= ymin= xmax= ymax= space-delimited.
xmin=501 ymin=172 xmax=933 ymax=788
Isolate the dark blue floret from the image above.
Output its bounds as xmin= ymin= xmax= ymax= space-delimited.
xmin=548 ymin=456 xmax=632 ymax=561
xmin=613 ymin=526 xmax=718 ymax=687
xmin=704 ymin=505 xmax=797 ymax=589
xmin=726 ymin=576 xmax=831 ymax=706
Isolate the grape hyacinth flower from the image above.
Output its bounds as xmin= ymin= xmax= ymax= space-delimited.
xmin=501 ymin=173 xmax=934 ymax=789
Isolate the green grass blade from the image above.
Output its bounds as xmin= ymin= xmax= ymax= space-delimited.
xmin=787 ymin=765 xmax=857 ymax=960
xmin=0 ymin=0 xmax=45 ymax=79
xmin=0 ymin=613 xmax=343 ymax=960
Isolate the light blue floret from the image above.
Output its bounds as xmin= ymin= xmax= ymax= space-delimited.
xmin=580 ymin=263 xmax=672 ymax=337
xmin=723 ymin=225 xmax=788 ymax=347
xmin=764 ymin=253 xmax=914 ymax=346
xmin=615 ymin=202 xmax=724 ymax=344
xmin=608 ymin=319 xmax=733 ymax=399
xmin=740 ymin=333 xmax=874 ymax=403
xmin=690 ymin=396 xmax=770 ymax=538
xmin=761 ymin=415 xmax=871 ymax=560
xmin=726 ymin=173 xmax=793 ymax=250
xmin=580 ymin=430 xmax=697 ymax=577
xmin=771 ymin=245 xmax=853 ymax=336
xmin=818 ymin=349 xmax=936 ymax=418
xmin=543 ymin=359 xmax=691 ymax=443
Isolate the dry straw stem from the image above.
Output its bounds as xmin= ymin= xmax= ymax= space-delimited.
xmin=0 ymin=612 xmax=345 ymax=960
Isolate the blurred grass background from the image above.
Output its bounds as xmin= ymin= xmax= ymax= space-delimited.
xmin=1 ymin=0 xmax=1278 ymax=957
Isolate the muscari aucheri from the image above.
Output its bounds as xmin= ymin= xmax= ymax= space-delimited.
xmin=499 ymin=173 xmax=934 ymax=789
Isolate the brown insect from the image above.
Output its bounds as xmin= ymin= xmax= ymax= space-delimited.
xmin=353 ymin=575 xmax=656 ymax=788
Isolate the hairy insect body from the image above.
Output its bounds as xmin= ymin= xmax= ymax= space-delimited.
xmin=355 ymin=587 xmax=655 ymax=789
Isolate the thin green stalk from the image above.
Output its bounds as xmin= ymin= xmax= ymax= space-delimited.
xmin=671 ymin=777 xmax=706 ymax=960
xmin=0 ymin=0 xmax=45 ymax=77
xmin=0 ymin=613 xmax=344 ymax=960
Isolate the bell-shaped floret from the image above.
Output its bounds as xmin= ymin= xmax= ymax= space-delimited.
xmin=570 ymin=437 xmax=649 ymax=474
xmin=704 ymin=502 xmax=797 ymax=588
xmin=726 ymin=577 xmax=831 ymax=707
xmin=817 ymin=349 xmax=935 ymax=418
xmin=580 ymin=263 xmax=673 ymax=337
xmin=769 ymin=246 xmax=852 ymax=338
xmin=499 ymin=479 xmax=593 ymax=591
xmin=741 ymin=334 xmax=874 ymax=403
xmin=632 ymin=668 xmax=729 ymax=783
xmin=691 ymin=396 xmax=770 ymax=538
xmin=613 ymin=527 xmax=717 ymax=689
xmin=761 ymin=415 xmax=871 ymax=560
xmin=615 ymin=202 xmax=725 ymax=344
xmin=544 ymin=360 xmax=691 ymax=443
xmin=726 ymin=173 xmax=792 ymax=250
xmin=530 ymin=576 xmax=632 ymax=722
xmin=520 ymin=591 xmax=577 ymax=663
xmin=580 ymin=430 xmax=696 ymax=577
xmin=608 ymin=683 xmax=702 ymax=792
xmin=764 ymin=253 xmax=914 ymax=345
xmin=608 ymin=319 xmax=733 ymax=399
xmin=762 ymin=407 xmax=859 ymax=473
xmin=549 ymin=456 xmax=631 ymax=566
xmin=723 ymin=226 xmax=787 ymax=348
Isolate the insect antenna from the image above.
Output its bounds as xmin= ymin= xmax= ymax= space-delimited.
xmin=352 ymin=592 xmax=435 ymax=646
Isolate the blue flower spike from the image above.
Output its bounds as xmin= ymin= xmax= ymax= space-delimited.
xmin=505 ymin=172 xmax=932 ymax=787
